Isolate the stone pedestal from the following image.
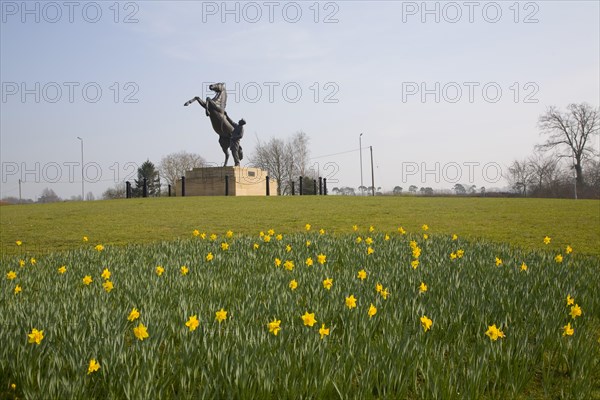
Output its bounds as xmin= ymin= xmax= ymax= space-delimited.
xmin=175 ymin=167 xmax=277 ymax=196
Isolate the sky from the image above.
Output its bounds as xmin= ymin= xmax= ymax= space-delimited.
xmin=1 ymin=0 xmax=599 ymax=200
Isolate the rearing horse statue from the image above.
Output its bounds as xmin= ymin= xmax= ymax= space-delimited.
xmin=184 ymin=83 xmax=240 ymax=166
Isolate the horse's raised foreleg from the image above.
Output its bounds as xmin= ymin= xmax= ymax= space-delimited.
xmin=183 ymin=96 xmax=207 ymax=109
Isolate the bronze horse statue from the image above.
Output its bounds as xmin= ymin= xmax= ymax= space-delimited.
xmin=184 ymin=83 xmax=241 ymax=166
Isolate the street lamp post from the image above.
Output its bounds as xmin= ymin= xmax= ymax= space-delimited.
xmin=359 ymin=133 xmax=363 ymax=194
xmin=77 ymin=137 xmax=84 ymax=201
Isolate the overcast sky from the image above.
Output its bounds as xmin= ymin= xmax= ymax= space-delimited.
xmin=1 ymin=0 xmax=599 ymax=199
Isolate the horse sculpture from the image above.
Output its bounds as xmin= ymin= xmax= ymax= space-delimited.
xmin=184 ymin=83 xmax=242 ymax=166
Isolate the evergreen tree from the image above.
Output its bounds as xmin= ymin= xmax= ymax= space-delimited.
xmin=133 ymin=160 xmax=161 ymax=197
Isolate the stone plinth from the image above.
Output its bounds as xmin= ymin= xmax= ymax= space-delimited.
xmin=175 ymin=167 xmax=277 ymax=196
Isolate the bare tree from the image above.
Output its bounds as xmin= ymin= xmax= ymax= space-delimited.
xmin=507 ymin=159 xmax=535 ymax=196
xmin=251 ymin=132 xmax=311 ymax=195
xmin=537 ymin=103 xmax=599 ymax=187
xmin=159 ymin=151 xmax=206 ymax=195
xmin=103 ymin=183 xmax=126 ymax=200
xmin=38 ymin=188 xmax=60 ymax=203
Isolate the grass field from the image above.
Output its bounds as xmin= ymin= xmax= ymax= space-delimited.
xmin=1 ymin=196 xmax=599 ymax=255
xmin=1 ymin=197 xmax=599 ymax=399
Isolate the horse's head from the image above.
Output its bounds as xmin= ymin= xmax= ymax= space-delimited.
xmin=209 ymin=83 xmax=225 ymax=93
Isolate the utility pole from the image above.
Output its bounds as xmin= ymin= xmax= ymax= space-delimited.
xmin=77 ymin=137 xmax=84 ymax=200
xmin=370 ymin=146 xmax=375 ymax=196
xmin=359 ymin=133 xmax=364 ymax=194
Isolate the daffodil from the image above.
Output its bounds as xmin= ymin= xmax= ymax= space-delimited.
xmin=520 ymin=262 xmax=528 ymax=271
xmin=268 ymin=229 xmax=275 ymax=236
xmin=352 ymin=225 xmax=359 ymax=232
xmin=368 ymin=304 xmax=377 ymax=318
xmin=317 ymin=253 xmax=327 ymax=265
xmin=215 ymin=308 xmax=227 ymax=322
xmin=562 ymin=322 xmax=574 ymax=336
xmin=543 ymin=236 xmax=551 ymax=245
xmin=94 ymin=244 xmax=104 ymax=252
xmin=28 ymin=328 xmax=44 ymax=345
xmin=192 ymin=229 xmax=200 ymax=237
xmin=319 ymin=323 xmax=330 ymax=338
xmin=82 ymin=236 xmax=88 ymax=242
xmin=88 ymin=359 xmax=100 ymax=374
xmin=305 ymin=224 xmax=311 ymax=231
xmin=274 ymin=258 xmax=282 ymax=267
xmin=375 ymin=283 xmax=383 ymax=293
xmin=101 ymin=268 xmax=111 ymax=280
xmin=456 ymin=249 xmax=464 ymax=258
xmin=226 ymin=230 xmax=233 ymax=238
xmin=367 ymin=247 xmax=374 ymax=255
xmin=29 ymin=257 xmax=36 ymax=265
xmin=323 ymin=278 xmax=333 ymax=290
xmin=452 ymin=234 xmax=458 ymax=240
xmin=423 ymin=233 xmax=429 ymax=240
xmin=485 ymin=324 xmax=505 ymax=341
xmin=345 ymin=295 xmax=357 ymax=309
xmin=369 ymin=225 xmax=375 ymax=232
xmin=319 ymin=229 xmax=325 ymax=235
xmin=570 ymin=304 xmax=582 ymax=319
xmin=384 ymin=234 xmax=390 ymax=241
xmin=103 ymin=281 xmax=113 ymax=293
xmin=411 ymin=260 xmax=419 ymax=269
xmin=82 ymin=275 xmax=92 ymax=285
xmin=419 ymin=282 xmax=428 ymax=293
xmin=15 ymin=240 xmax=22 ymax=246
xmin=305 ymin=257 xmax=313 ymax=266
xmin=566 ymin=295 xmax=575 ymax=306
xmin=186 ymin=315 xmax=199 ymax=331
xmin=555 ymin=254 xmax=563 ymax=263
xmin=155 ymin=266 xmax=165 ymax=276
xmin=206 ymin=252 xmax=214 ymax=262
xmin=420 ymin=316 xmax=432 ymax=332
xmin=495 ymin=257 xmax=503 ymax=267
xmin=289 ymin=279 xmax=298 ymax=290
xmin=284 ymin=260 xmax=294 ymax=271
xmin=356 ymin=236 xmax=363 ymax=244
xmin=57 ymin=266 xmax=67 ymax=274
xmin=285 ymin=244 xmax=292 ymax=252
xmin=14 ymin=285 xmax=22 ymax=295
xmin=133 ymin=323 xmax=149 ymax=341
xmin=180 ymin=266 xmax=189 ymax=275
xmin=301 ymin=312 xmax=317 ymax=327
xmin=263 ymin=235 xmax=271 ymax=243
xmin=276 ymin=234 xmax=283 ymax=241
xmin=357 ymin=269 xmax=367 ymax=280
xmin=209 ymin=233 xmax=217 ymax=241
xmin=398 ymin=227 xmax=406 ymax=235
xmin=267 ymin=318 xmax=281 ymax=336
xmin=380 ymin=288 xmax=390 ymax=300
xmin=253 ymin=243 xmax=260 ymax=250
xmin=18 ymin=259 xmax=25 ymax=267
xmin=6 ymin=271 xmax=16 ymax=280
xmin=128 ymin=308 xmax=140 ymax=321
xmin=566 ymin=245 xmax=573 ymax=254
xmin=450 ymin=252 xmax=457 ymax=260
xmin=221 ymin=242 xmax=229 ymax=251
xmin=365 ymin=237 xmax=373 ymax=245
xmin=305 ymin=240 xmax=311 ymax=247
xmin=412 ymin=247 xmax=421 ymax=259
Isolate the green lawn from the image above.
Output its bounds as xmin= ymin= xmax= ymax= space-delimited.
xmin=1 ymin=196 xmax=599 ymax=256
